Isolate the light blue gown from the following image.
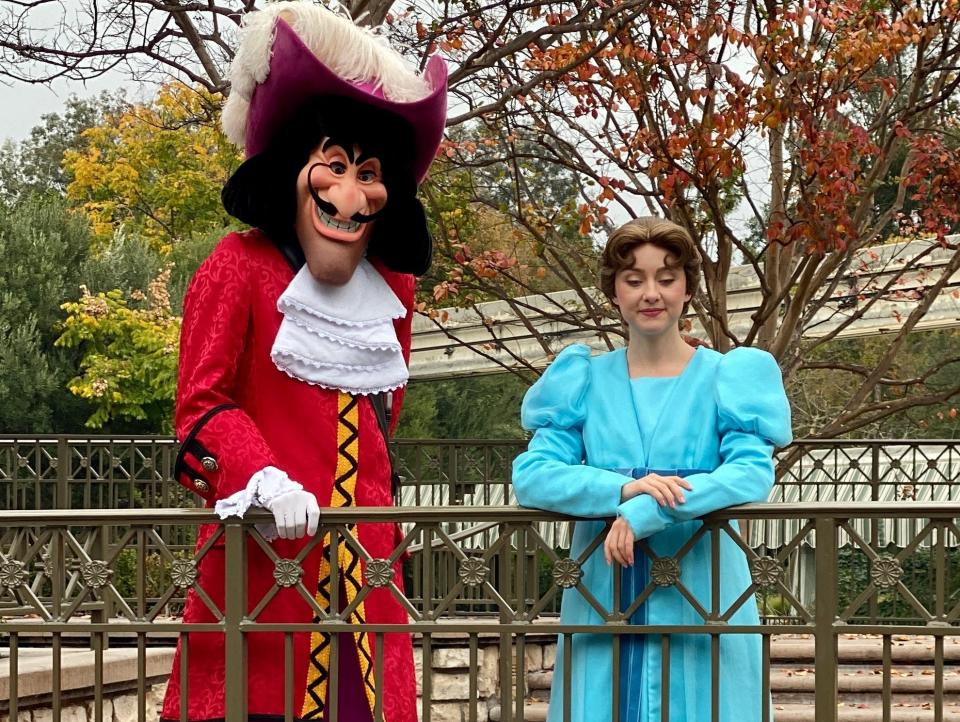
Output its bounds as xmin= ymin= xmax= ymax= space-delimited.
xmin=512 ymin=344 xmax=792 ymax=722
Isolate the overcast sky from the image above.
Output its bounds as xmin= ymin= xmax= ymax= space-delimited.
xmin=0 ymin=0 xmax=144 ymax=144
xmin=0 ymin=72 xmax=137 ymax=144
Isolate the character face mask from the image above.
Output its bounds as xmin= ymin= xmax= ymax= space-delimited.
xmin=223 ymin=94 xmax=433 ymax=277
xmin=293 ymin=137 xmax=391 ymax=284
xmin=303 ymin=139 xmax=388 ymax=243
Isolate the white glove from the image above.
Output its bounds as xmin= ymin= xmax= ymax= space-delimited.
xmin=263 ymin=489 xmax=321 ymax=540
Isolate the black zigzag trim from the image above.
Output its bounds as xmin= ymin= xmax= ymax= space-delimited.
xmin=333 ymin=398 xmax=359 ymax=506
xmin=302 ymin=393 xmax=377 ymax=718
xmin=334 ymin=395 xmax=376 ymax=706
xmin=302 ymin=541 xmax=336 ymax=718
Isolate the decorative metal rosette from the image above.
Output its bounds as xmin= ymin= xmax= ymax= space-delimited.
xmin=870 ymin=554 xmax=903 ymax=589
xmin=750 ymin=556 xmax=784 ymax=589
xmin=170 ymin=559 xmax=198 ymax=589
xmin=552 ymin=558 xmax=582 ymax=589
xmin=650 ymin=557 xmax=681 ymax=587
xmin=41 ymin=551 xmax=55 ymax=578
xmin=0 ymin=559 xmax=26 ymax=591
xmin=458 ymin=557 xmax=490 ymax=587
xmin=273 ymin=559 xmax=303 ymax=588
xmin=80 ymin=560 xmax=113 ymax=589
xmin=365 ymin=559 xmax=393 ymax=588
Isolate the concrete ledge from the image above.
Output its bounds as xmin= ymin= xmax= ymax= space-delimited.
xmin=774 ymin=704 xmax=960 ymax=722
xmin=0 ymin=649 xmax=174 ymax=700
xmin=490 ymin=702 xmax=960 ymax=722
xmin=772 ymin=637 xmax=960 ymax=663
xmin=772 ymin=666 xmax=960 ymax=693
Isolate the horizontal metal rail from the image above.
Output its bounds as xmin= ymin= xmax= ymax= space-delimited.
xmin=1 ymin=503 xmax=958 ymax=722
xmin=3 ymin=501 xmax=960 ymax=523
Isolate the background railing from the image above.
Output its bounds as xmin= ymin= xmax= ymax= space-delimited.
xmin=3 ymin=437 xmax=958 ymax=511
xmin=3 ymin=437 xmax=959 ymax=621
xmin=1 ymin=504 xmax=958 ymax=722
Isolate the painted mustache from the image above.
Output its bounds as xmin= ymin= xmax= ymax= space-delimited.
xmin=307 ymin=163 xmax=385 ymax=224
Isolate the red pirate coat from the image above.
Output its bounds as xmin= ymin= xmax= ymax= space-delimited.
xmin=161 ymin=229 xmax=417 ymax=722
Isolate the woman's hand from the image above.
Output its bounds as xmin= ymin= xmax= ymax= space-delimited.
xmin=604 ymin=516 xmax=636 ymax=567
xmin=620 ymin=473 xmax=692 ymax=508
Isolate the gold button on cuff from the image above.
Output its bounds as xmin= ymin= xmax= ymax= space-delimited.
xmin=201 ymin=456 xmax=218 ymax=471
xmin=193 ymin=479 xmax=210 ymax=493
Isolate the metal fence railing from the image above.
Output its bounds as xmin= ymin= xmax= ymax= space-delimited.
xmin=3 ymin=437 xmax=958 ymax=510
xmin=3 ymin=437 xmax=958 ymax=621
xmin=1 ymin=503 xmax=959 ymax=721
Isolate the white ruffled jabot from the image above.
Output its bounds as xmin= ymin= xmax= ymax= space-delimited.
xmin=270 ymin=260 xmax=409 ymax=395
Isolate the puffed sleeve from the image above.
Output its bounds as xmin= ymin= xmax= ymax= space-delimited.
xmin=512 ymin=345 xmax=629 ymax=517
xmin=173 ymin=233 xmax=280 ymax=506
xmin=616 ymin=347 xmax=792 ymax=538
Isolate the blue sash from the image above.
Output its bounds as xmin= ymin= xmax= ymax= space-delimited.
xmin=612 ymin=466 xmax=710 ymax=479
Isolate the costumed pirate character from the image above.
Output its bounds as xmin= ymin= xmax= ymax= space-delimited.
xmin=161 ymin=3 xmax=446 ymax=721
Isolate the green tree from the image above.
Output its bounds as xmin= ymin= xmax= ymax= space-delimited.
xmin=79 ymin=230 xmax=165 ymax=301
xmin=0 ymin=196 xmax=95 ymax=432
xmin=422 ymin=126 xmax=595 ymax=311
xmin=0 ymin=79 xmax=236 ymax=433
xmin=0 ymin=91 xmax=127 ymax=205
xmin=792 ymin=329 xmax=960 ymax=440
xmin=73 ymin=223 xmax=219 ymax=314
xmin=0 ymin=316 xmax=59 ymax=431
xmin=63 ymin=82 xmax=241 ymax=252
xmin=166 ymin=230 xmax=222 ymax=314
xmin=57 ymin=269 xmax=180 ymax=431
xmin=397 ymin=375 xmax=528 ymax=439
xmin=41 ymin=81 xmax=239 ymax=431
xmin=51 ymin=224 xmax=221 ymax=431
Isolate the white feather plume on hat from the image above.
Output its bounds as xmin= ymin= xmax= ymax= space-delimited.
xmin=221 ymin=0 xmax=432 ymax=149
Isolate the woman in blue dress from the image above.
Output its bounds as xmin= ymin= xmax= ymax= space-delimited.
xmin=512 ymin=217 xmax=792 ymax=722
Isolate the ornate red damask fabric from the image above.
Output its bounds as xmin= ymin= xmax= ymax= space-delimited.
xmin=161 ymin=230 xmax=417 ymax=722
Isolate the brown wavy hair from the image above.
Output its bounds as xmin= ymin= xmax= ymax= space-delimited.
xmin=599 ymin=217 xmax=702 ymax=314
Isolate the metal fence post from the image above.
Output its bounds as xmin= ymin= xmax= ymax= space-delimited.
xmin=449 ymin=444 xmax=459 ymax=504
xmin=498 ymin=525 xmax=513 ymax=722
xmin=224 ymin=520 xmax=247 ymax=722
xmin=56 ymin=436 xmax=69 ymax=509
xmin=870 ymin=443 xmax=880 ymax=620
xmin=90 ymin=522 xmax=112 ymax=651
xmin=814 ymin=516 xmax=839 ymax=722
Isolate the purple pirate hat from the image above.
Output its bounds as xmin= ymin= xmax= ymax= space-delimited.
xmin=222 ymin=2 xmax=447 ymax=183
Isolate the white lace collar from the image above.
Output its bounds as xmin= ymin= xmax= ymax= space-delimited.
xmin=278 ymin=257 xmax=406 ymax=326
xmin=270 ymin=260 xmax=409 ymax=395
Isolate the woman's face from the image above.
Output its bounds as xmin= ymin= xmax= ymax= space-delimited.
xmin=294 ymin=139 xmax=388 ymax=285
xmin=612 ymin=243 xmax=691 ymax=339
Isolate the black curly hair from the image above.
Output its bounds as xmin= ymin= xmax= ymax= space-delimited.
xmin=222 ymin=95 xmax=432 ymax=275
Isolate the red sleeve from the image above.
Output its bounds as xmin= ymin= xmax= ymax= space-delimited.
xmin=173 ymin=233 xmax=278 ymax=503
